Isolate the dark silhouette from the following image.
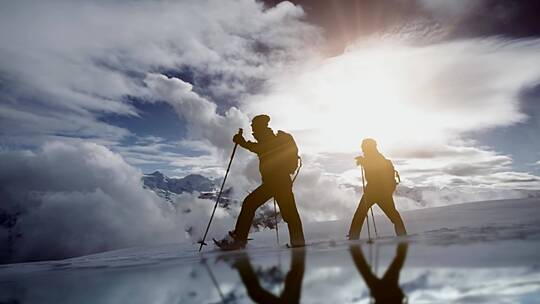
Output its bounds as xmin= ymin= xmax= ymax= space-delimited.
xmin=349 ymin=243 xmax=409 ymax=303
xmin=233 ymin=249 xmax=306 ymax=303
xmin=348 ymin=138 xmax=406 ymax=239
xmin=215 ymin=115 xmax=305 ymax=250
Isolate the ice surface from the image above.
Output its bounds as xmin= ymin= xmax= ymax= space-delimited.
xmin=0 ymin=198 xmax=539 ymax=303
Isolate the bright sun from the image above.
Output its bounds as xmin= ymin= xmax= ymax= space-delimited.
xmin=248 ymin=43 xmax=451 ymax=156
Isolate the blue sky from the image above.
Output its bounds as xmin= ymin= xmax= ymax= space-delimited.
xmin=471 ymin=84 xmax=540 ymax=174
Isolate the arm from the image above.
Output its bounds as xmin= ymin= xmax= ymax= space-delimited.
xmin=355 ymin=156 xmax=366 ymax=167
xmin=233 ymin=133 xmax=263 ymax=154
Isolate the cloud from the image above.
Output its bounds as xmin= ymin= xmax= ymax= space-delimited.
xmin=293 ymin=163 xmax=358 ymax=222
xmin=419 ymin=0 xmax=484 ymax=20
xmin=0 ymin=0 xmax=324 ymax=198
xmin=0 ymin=0 xmax=320 ymax=148
xmin=241 ymin=37 xmax=540 ymax=198
xmin=248 ymin=37 xmax=540 ymax=152
xmin=0 ymin=141 xmax=193 ymax=263
xmin=144 ymin=74 xmax=249 ymax=152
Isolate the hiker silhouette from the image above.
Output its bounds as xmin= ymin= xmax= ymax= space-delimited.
xmin=349 ymin=243 xmax=409 ymax=303
xmin=215 ymin=114 xmax=305 ymax=250
xmin=348 ymin=138 xmax=407 ymax=239
xmin=233 ymin=248 xmax=306 ymax=304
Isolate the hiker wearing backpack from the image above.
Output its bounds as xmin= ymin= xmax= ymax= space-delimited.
xmin=348 ymin=138 xmax=407 ymax=239
xmin=214 ymin=114 xmax=305 ymax=250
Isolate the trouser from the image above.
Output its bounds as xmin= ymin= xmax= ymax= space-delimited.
xmin=348 ymin=191 xmax=407 ymax=239
xmin=234 ymin=178 xmax=305 ymax=246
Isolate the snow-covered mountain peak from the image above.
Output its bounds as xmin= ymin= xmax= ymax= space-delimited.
xmin=142 ymin=172 xmax=216 ymax=194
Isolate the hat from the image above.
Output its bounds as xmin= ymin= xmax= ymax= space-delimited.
xmin=361 ymin=138 xmax=377 ymax=150
xmin=251 ymin=114 xmax=270 ymax=128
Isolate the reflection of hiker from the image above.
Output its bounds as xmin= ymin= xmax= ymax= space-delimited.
xmin=215 ymin=114 xmax=305 ymax=250
xmin=234 ymin=249 xmax=306 ymax=304
xmin=349 ymin=243 xmax=408 ymax=303
xmin=348 ymin=138 xmax=406 ymax=239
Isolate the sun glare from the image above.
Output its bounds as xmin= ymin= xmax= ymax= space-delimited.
xmin=251 ymin=43 xmax=450 ymax=156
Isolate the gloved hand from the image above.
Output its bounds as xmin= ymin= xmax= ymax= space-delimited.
xmin=355 ymin=156 xmax=365 ymax=166
xmin=233 ymin=133 xmax=245 ymax=145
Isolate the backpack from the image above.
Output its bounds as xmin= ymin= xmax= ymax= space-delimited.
xmin=275 ymin=130 xmax=300 ymax=175
xmin=382 ymin=159 xmax=400 ymax=192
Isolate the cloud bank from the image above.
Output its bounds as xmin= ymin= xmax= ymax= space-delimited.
xmin=0 ymin=142 xmax=188 ymax=263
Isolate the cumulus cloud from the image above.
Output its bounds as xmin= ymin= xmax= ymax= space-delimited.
xmin=0 ymin=0 xmax=320 ymax=148
xmin=0 ymin=141 xmax=229 ymax=263
xmin=144 ymin=74 xmax=249 ymax=152
xmin=293 ymin=166 xmax=358 ymax=221
xmin=0 ymin=0 xmax=324 ymax=216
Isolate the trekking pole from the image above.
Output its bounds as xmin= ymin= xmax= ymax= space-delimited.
xmin=361 ymin=165 xmax=373 ymax=244
xmin=198 ymin=128 xmax=243 ymax=252
xmin=202 ymin=258 xmax=227 ymax=302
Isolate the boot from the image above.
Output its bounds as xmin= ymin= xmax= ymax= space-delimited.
xmin=213 ymin=231 xmax=247 ymax=251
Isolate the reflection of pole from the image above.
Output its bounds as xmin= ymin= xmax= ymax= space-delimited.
xmin=202 ymin=259 xmax=227 ymax=303
xmin=370 ymin=207 xmax=378 ymax=238
xmin=199 ymin=129 xmax=243 ymax=252
xmin=274 ymin=198 xmax=280 ymax=245
xmin=374 ymin=243 xmax=379 ymax=276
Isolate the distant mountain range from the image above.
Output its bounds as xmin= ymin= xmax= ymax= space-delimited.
xmin=143 ymin=171 xmax=216 ymax=194
xmin=142 ymin=171 xmax=232 ymax=207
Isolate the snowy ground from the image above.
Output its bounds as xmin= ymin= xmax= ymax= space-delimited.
xmin=1 ymin=198 xmax=539 ymax=303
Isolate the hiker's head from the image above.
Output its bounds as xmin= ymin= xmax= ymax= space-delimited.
xmin=361 ymin=138 xmax=378 ymax=155
xmin=251 ymin=114 xmax=272 ymax=140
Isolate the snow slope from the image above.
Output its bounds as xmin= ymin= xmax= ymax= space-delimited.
xmin=0 ymin=198 xmax=539 ymax=303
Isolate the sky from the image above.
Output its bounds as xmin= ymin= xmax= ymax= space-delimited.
xmin=1 ymin=0 xmax=540 ymax=262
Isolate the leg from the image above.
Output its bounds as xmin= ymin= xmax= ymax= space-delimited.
xmin=378 ymin=196 xmax=407 ymax=236
xmin=234 ymin=253 xmax=280 ymax=304
xmin=349 ymin=245 xmax=379 ymax=290
xmin=281 ymin=248 xmax=306 ymax=303
xmin=234 ymin=184 xmax=273 ymax=241
xmin=348 ymin=195 xmax=373 ymax=240
xmin=274 ymin=180 xmax=305 ymax=246
xmin=381 ymin=243 xmax=408 ymax=285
